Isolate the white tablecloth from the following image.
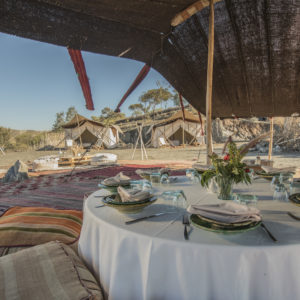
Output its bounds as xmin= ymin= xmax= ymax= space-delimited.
xmin=78 ymin=177 xmax=300 ymax=300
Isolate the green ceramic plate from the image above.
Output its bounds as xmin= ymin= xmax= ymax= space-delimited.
xmin=255 ymin=172 xmax=279 ymax=181
xmin=289 ymin=193 xmax=300 ymax=206
xmin=102 ymin=194 xmax=157 ymax=213
xmin=98 ymin=182 xmax=131 ymax=193
xmin=190 ymin=214 xmax=261 ymax=234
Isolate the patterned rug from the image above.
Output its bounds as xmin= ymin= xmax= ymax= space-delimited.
xmin=0 ymin=165 xmax=185 ymax=213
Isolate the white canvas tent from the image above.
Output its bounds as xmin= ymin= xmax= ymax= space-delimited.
xmin=62 ymin=114 xmax=121 ymax=148
xmin=149 ymin=111 xmax=204 ymax=147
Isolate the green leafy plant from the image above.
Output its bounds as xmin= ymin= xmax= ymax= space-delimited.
xmin=201 ymin=141 xmax=251 ymax=188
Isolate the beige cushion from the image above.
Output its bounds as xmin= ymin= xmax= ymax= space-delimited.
xmin=0 ymin=241 xmax=103 ymax=300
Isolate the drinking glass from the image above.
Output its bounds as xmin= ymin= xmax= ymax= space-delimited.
xmin=207 ymin=177 xmax=219 ymax=194
xmin=270 ymin=175 xmax=281 ymax=191
xmin=142 ymin=180 xmax=153 ymax=191
xmin=160 ymin=174 xmax=170 ymax=184
xmin=150 ymin=173 xmax=161 ymax=184
xmin=289 ymin=182 xmax=300 ymax=195
xmin=234 ymin=194 xmax=258 ymax=207
xmin=161 ymin=190 xmax=187 ymax=210
xmin=186 ymin=169 xmax=201 ymax=183
xmin=273 ymin=183 xmax=288 ymax=202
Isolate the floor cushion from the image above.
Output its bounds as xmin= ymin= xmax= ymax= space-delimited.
xmin=0 ymin=241 xmax=103 ymax=300
xmin=0 ymin=207 xmax=82 ymax=253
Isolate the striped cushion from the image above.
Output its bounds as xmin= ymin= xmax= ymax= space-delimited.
xmin=0 ymin=241 xmax=103 ymax=300
xmin=0 ymin=207 xmax=82 ymax=247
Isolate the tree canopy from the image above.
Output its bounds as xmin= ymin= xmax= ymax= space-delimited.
xmin=52 ymin=106 xmax=78 ymax=131
xmin=92 ymin=107 xmax=125 ymax=125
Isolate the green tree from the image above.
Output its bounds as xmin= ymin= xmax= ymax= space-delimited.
xmin=128 ymin=103 xmax=144 ymax=116
xmin=52 ymin=112 xmax=65 ymax=131
xmin=92 ymin=107 xmax=125 ymax=125
xmin=0 ymin=127 xmax=11 ymax=149
xmin=129 ymin=84 xmax=173 ymax=117
xmin=65 ymin=106 xmax=77 ymax=122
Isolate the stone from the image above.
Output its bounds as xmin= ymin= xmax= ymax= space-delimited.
xmin=3 ymin=160 xmax=29 ymax=183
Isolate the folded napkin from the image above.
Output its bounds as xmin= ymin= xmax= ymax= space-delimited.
xmin=103 ymin=172 xmax=131 ymax=186
xmin=117 ymin=186 xmax=151 ymax=202
xmin=261 ymin=166 xmax=295 ymax=174
xmin=187 ymin=202 xmax=261 ymax=224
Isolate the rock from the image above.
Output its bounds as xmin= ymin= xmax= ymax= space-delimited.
xmin=3 ymin=160 xmax=29 ymax=183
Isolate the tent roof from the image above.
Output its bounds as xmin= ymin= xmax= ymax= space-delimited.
xmin=62 ymin=114 xmax=104 ymax=129
xmin=1 ymin=1 xmax=300 ymax=117
xmin=154 ymin=110 xmax=200 ymax=128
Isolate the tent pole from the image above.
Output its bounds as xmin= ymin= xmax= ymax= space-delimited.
xmin=131 ymin=126 xmax=140 ymax=160
xmin=140 ymin=126 xmax=144 ymax=160
xmin=75 ymin=114 xmax=83 ymax=149
xmin=205 ymin=0 xmax=215 ymax=165
xmin=182 ymin=120 xmax=185 ymax=147
xmin=268 ymin=117 xmax=274 ymax=161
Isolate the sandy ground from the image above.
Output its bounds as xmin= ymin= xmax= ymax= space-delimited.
xmin=1 ymin=145 xmax=300 ymax=172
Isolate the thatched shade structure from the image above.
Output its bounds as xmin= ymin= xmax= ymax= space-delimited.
xmin=1 ymin=1 xmax=299 ymax=117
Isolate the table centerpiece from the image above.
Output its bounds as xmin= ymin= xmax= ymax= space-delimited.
xmin=200 ymin=139 xmax=251 ymax=200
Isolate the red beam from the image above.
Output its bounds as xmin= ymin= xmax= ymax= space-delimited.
xmin=68 ymin=49 xmax=94 ymax=110
xmin=115 ymin=64 xmax=150 ymax=112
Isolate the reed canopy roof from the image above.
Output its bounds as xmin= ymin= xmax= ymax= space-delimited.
xmin=1 ymin=0 xmax=300 ymax=117
xmin=62 ymin=114 xmax=104 ymax=129
xmin=154 ymin=111 xmax=201 ymax=128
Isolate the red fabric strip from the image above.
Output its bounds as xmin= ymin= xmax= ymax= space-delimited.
xmin=179 ymin=93 xmax=186 ymax=122
xmin=68 ymin=49 xmax=94 ymax=110
xmin=115 ymin=64 xmax=150 ymax=112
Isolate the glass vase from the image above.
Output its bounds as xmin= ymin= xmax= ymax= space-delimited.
xmin=216 ymin=176 xmax=234 ymax=200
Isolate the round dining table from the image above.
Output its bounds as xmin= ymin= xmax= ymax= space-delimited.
xmin=78 ymin=177 xmax=300 ymax=300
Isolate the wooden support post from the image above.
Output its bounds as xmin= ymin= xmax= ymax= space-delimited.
xmin=182 ymin=120 xmax=185 ymax=147
xmin=206 ymin=0 xmax=215 ymax=165
xmin=268 ymin=117 xmax=274 ymax=161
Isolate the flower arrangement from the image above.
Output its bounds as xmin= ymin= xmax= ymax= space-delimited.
xmin=201 ymin=140 xmax=251 ymax=200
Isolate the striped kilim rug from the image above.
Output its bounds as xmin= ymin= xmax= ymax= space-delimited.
xmin=0 ymin=165 xmax=185 ymax=213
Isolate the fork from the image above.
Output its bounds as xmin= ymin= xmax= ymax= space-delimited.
xmin=182 ymin=214 xmax=190 ymax=240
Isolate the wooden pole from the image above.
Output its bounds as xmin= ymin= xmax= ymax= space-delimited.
xmin=206 ymin=0 xmax=215 ymax=165
xmin=268 ymin=117 xmax=274 ymax=161
xmin=182 ymin=120 xmax=185 ymax=147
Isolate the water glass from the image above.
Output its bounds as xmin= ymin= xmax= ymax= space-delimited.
xmin=150 ymin=173 xmax=161 ymax=184
xmin=161 ymin=190 xmax=187 ymax=210
xmin=207 ymin=177 xmax=219 ymax=194
xmin=289 ymin=181 xmax=300 ymax=195
xmin=130 ymin=180 xmax=143 ymax=190
xmin=234 ymin=194 xmax=258 ymax=207
xmin=270 ymin=175 xmax=281 ymax=191
xmin=273 ymin=183 xmax=288 ymax=202
xmin=141 ymin=180 xmax=152 ymax=191
xmin=186 ymin=169 xmax=201 ymax=183
xmin=160 ymin=173 xmax=170 ymax=184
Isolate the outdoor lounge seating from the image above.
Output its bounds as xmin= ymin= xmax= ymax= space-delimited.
xmin=0 ymin=241 xmax=103 ymax=300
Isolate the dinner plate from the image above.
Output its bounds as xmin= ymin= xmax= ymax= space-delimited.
xmin=102 ymin=194 xmax=157 ymax=213
xmin=190 ymin=214 xmax=261 ymax=234
xmin=100 ymin=180 xmax=131 ymax=187
xmin=289 ymin=193 xmax=300 ymax=206
xmin=98 ymin=182 xmax=131 ymax=193
xmin=255 ymin=172 xmax=279 ymax=181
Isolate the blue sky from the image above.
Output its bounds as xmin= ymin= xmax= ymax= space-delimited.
xmin=0 ymin=32 xmax=170 ymax=131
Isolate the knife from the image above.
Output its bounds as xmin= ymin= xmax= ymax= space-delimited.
xmin=287 ymin=211 xmax=300 ymax=221
xmin=125 ymin=212 xmax=168 ymax=225
xmin=261 ymin=222 xmax=277 ymax=242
